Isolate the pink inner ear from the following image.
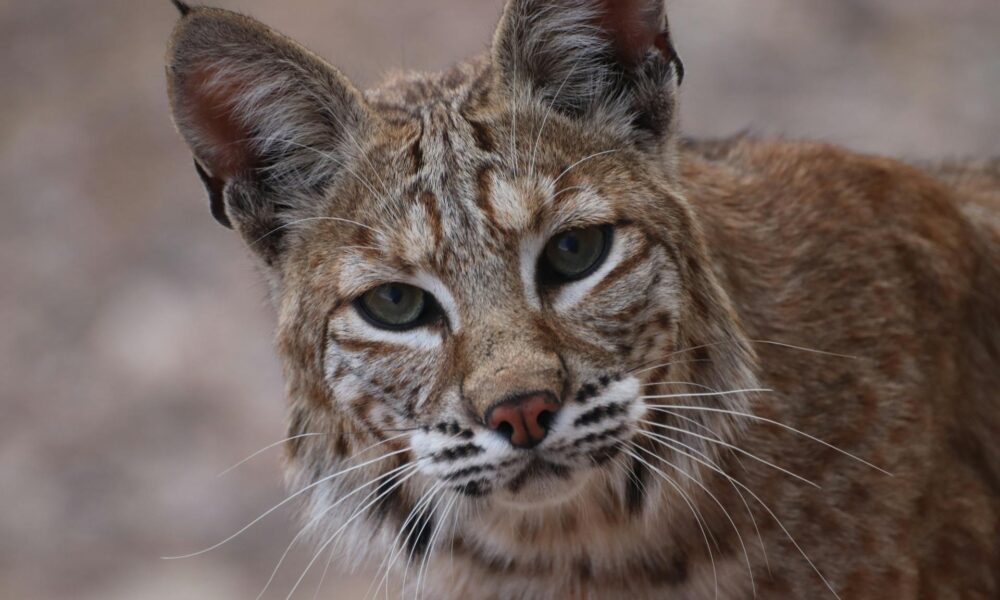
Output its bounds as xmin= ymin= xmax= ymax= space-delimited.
xmin=597 ymin=0 xmax=663 ymax=66
xmin=181 ymin=65 xmax=257 ymax=182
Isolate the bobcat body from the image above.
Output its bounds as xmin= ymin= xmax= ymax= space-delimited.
xmin=165 ymin=1 xmax=1000 ymax=597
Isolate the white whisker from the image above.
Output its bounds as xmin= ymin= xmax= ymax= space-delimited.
xmin=640 ymin=417 xmax=820 ymax=488
xmin=415 ymin=491 xmax=458 ymax=600
xmin=748 ymin=339 xmax=861 ymax=361
xmin=549 ymin=184 xmax=588 ymax=203
xmin=399 ymin=484 xmax=446 ymax=598
xmin=628 ymin=357 xmax=712 ymax=376
xmin=639 ymin=432 xmax=840 ymax=599
xmin=623 ymin=445 xmax=719 ymax=600
xmin=631 ymin=443 xmax=756 ymax=597
xmin=257 ymin=459 xmax=419 ymax=600
xmin=638 ymin=429 xmax=770 ymax=577
xmin=639 ymin=380 xmax=719 ymax=392
xmin=285 ymin=466 xmax=423 ymax=600
xmin=643 ymin=405 xmax=892 ymax=475
xmin=530 ymin=58 xmax=582 ymax=179
xmin=216 ymin=433 xmax=326 ymax=477
xmin=252 ymin=216 xmax=387 ymax=247
xmin=553 ymin=149 xmax=621 ymax=186
xmin=162 ymin=446 xmax=411 ymax=560
xmin=366 ymin=482 xmax=443 ymax=600
xmin=640 ymin=388 xmax=772 ymax=400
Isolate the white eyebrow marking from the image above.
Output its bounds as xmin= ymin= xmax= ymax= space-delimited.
xmin=551 ymin=231 xmax=626 ymax=313
xmin=490 ymin=173 xmax=547 ymax=232
xmin=519 ymin=232 xmax=546 ymax=310
xmin=547 ymin=185 xmax=615 ymax=231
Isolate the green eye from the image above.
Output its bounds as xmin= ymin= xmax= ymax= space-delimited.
xmin=542 ymin=225 xmax=612 ymax=281
xmin=356 ymin=283 xmax=428 ymax=329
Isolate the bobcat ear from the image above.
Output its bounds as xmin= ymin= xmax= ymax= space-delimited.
xmin=492 ymin=0 xmax=683 ymax=143
xmin=166 ymin=7 xmax=370 ymax=255
xmin=170 ymin=0 xmax=191 ymax=17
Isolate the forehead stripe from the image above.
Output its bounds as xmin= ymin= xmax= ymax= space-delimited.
xmin=419 ymin=190 xmax=444 ymax=248
xmin=475 ymin=166 xmax=498 ymax=226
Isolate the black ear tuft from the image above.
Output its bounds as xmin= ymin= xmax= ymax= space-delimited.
xmin=171 ymin=0 xmax=191 ymax=17
xmin=655 ymin=28 xmax=685 ymax=86
xmin=193 ymin=159 xmax=232 ymax=229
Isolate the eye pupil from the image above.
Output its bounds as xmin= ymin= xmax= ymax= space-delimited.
xmin=558 ymin=234 xmax=581 ymax=254
xmin=383 ymin=285 xmax=404 ymax=305
xmin=541 ymin=225 xmax=612 ymax=283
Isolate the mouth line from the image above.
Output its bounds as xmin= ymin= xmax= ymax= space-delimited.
xmin=506 ymin=457 xmax=572 ymax=494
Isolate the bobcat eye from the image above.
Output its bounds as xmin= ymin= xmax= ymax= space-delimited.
xmin=540 ymin=225 xmax=612 ymax=282
xmin=355 ymin=283 xmax=432 ymax=330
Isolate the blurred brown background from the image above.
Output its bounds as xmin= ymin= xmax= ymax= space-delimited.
xmin=2 ymin=1 xmax=997 ymax=599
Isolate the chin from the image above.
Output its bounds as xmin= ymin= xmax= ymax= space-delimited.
xmin=492 ymin=460 xmax=598 ymax=509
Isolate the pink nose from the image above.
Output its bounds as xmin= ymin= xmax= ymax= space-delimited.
xmin=486 ymin=392 xmax=561 ymax=449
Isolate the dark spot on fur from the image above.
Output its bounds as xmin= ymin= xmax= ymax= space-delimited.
xmin=401 ymin=505 xmax=435 ymax=558
xmin=456 ymin=479 xmax=490 ymax=497
xmin=575 ymin=383 xmax=599 ymax=403
xmin=443 ymin=463 xmax=496 ymax=481
xmin=590 ymin=442 xmax=623 ymax=465
xmin=657 ymin=555 xmax=689 ymax=586
xmin=625 ymin=455 xmax=650 ymax=514
xmin=372 ymin=467 xmax=407 ymax=521
xmin=468 ymin=119 xmax=495 ymax=153
xmin=434 ymin=443 xmax=483 ymax=462
xmin=573 ymin=402 xmax=628 ymax=427
xmin=572 ymin=424 xmax=627 ymax=449
xmin=692 ymin=345 xmax=710 ymax=363
xmin=334 ymin=432 xmax=349 ymax=458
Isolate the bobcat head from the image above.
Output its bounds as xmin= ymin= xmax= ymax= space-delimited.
xmin=167 ymin=0 xmax=759 ymax=593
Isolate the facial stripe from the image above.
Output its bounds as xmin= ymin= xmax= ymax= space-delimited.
xmin=418 ymin=190 xmax=444 ymax=248
xmin=587 ymin=237 xmax=654 ymax=298
xmin=475 ymin=165 xmax=498 ymax=226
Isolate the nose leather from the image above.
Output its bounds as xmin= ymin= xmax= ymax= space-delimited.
xmin=486 ymin=392 xmax=561 ymax=448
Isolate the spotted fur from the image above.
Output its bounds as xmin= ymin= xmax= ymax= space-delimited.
xmin=166 ymin=1 xmax=999 ymax=598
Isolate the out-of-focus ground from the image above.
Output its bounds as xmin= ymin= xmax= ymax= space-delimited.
xmin=1 ymin=1 xmax=997 ymax=598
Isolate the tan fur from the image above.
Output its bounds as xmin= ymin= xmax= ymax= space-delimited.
xmin=165 ymin=1 xmax=999 ymax=598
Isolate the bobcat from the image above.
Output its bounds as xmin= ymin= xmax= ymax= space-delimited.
xmin=165 ymin=0 xmax=1000 ymax=598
